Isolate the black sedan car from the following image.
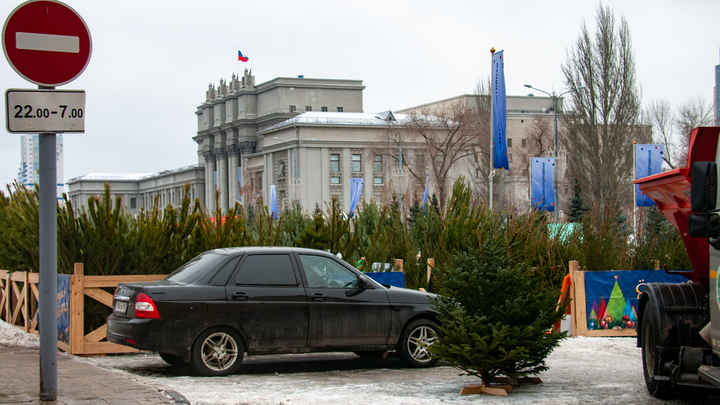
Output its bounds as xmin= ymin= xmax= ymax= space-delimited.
xmin=107 ymin=247 xmax=440 ymax=376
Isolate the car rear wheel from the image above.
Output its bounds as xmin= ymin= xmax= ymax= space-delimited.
xmin=191 ymin=327 xmax=244 ymax=376
xmin=397 ymin=319 xmax=440 ymax=368
xmin=159 ymin=352 xmax=187 ymax=367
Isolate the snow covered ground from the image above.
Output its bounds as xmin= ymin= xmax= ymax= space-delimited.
xmin=2 ymin=320 xmax=717 ymax=404
xmin=0 ymin=319 xmax=39 ymax=348
xmin=78 ymin=337 xmax=718 ymax=405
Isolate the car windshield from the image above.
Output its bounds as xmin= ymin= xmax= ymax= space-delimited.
xmin=165 ymin=252 xmax=226 ymax=283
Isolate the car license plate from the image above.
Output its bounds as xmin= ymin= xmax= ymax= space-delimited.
xmin=114 ymin=300 xmax=128 ymax=313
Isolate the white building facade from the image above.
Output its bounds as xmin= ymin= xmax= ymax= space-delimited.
xmin=69 ymin=71 xmax=569 ymax=217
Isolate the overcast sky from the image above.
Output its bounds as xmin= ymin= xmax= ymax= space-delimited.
xmin=1 ymin=0 xmax=718 ymax=190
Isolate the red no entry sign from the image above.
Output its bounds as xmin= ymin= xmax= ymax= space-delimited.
xmin=2 ymin=0 xmax=92 ymax=87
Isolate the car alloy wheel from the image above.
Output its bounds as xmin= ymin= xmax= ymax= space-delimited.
xmin=192 ymin=327 xmax=244 ymax=376
xmin=398 ymin=319 xmax=440 ymax=367
xmin=407 ymin=325 xmax=436 ymax=362
xmin=202 ymin=332 xmax=239 ymax=372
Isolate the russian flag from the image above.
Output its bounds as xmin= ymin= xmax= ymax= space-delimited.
xmin=238 ymin=50 xmax=249 ymax=62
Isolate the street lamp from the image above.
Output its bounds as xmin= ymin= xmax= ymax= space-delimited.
xmin=523 ymin=84 xmax=587 ymax=222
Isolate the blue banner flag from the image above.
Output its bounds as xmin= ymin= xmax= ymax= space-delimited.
xmin=531 ymin=157 xmax=555 ymax=212
xmin=422 ymin=169 xmax=429 ymax=215
xmin=492 ymin=51 xmax=509 ymax=170
xmin=635 ymin=144 xmax=663 ymax=207
xmin=349 ymin=177 xmax=363 ymax=218
xmin=270 ymin=184 xmax=278 ymax=219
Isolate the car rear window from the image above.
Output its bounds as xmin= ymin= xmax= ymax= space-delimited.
xmin=234 ymin=254 xmax=297 ymax=286
xmin=165 ymin=252 xmax=226 ymax=283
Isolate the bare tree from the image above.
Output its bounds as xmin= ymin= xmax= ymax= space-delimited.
xmin=645 ymin=99 xmax=677 ymax=168
xmin=644 ymin=97 xmax=713 ymax=168
xmin=675 ymin=96 xmax=713 ymax=163
xmin=525 ymin=118 xmax=553 ymax=161
xmin=561 ymin=5 xmax=649 ymax=207
xmin=382 ymin=100 xmax=481 ymax=211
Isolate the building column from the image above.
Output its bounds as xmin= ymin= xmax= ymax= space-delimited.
xmin=216 ymin=148 xmax=229 ymax=214
xmin=228 ymin=144 xmax=240 ymax=207
xmin=202 ymin=150 xmax=215 ymax=211
xmin=238 ymin=141 xmax=256 ymax=206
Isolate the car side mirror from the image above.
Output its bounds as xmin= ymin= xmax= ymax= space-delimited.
xmin=358 ymin=275 xmax=372 ymax=290
xmin=688 ymin=213 xmax=720 ymax=238
xmin=691 ymin=161 xmax=717 ymax=213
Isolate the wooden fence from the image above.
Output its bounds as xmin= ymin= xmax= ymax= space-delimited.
xmin=1 ymin=264 xmax=165 ymax=356
xmin=1 ymin=269 xmax=39 ymax=336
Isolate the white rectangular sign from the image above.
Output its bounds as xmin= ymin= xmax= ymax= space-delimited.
xmin=6 ymin=89 xmax=85 ymax=133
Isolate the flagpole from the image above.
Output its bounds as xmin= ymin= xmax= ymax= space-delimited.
xmin=633 ymin=142 xmax=637 ymax=239
xmin=489 ymin=47 xmax=495 ymax=208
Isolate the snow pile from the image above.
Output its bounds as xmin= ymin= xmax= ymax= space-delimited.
xmin=0 ymin=319 xmax=39 ymax=348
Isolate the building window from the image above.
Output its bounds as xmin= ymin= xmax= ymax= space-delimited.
xmin=289 ymin=105 xmax=296 ymax=113
xmin=564 ymin=185 xmax=569 ymax=194
xmin=330 ymin=154 xmax=340 ymax=172
xmin=352 ymin=154 xmax=361 ymax=172
xmin=305 ymin=106 xmax=312 ymax=111
xmin=374 ymin=155 xmax=382 ymax=172
xmin=374 ymin=176 xmax=383 ymax=185
xmin=337 ymin=107 xmax=343 ymax=112
xmin=321 ymin=106 xmax=328 ymax=112
xmin=130 ymin=198 xmax=136 ymax=209
xmin=521 ymin=138 xmax=527 ymax=148
xmin=508 ymin=154 xmax=513 ymax=163
xmin=507 ymin=139 xmax=512 ymax=148
xmin=331 ymin=176 xmax=340 ymax=185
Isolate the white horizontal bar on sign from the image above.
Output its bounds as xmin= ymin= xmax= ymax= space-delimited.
xmin=15 ymin=32 xmax=79 ymax=53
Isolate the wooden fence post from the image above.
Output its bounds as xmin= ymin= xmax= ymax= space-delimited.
xmin=0 ymin=270 xmax=8 ymax=323
xmin=23 ymin=271 xmax=29 ymax=332
xmin=569 ymin=261 xmax=579 ymax=338
xmin=69 ymin=263 xmax=85 ymax=355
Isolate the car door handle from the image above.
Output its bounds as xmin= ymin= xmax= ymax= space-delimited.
xmin=311 ymin=293 xmax=326 ymax=301
xmin=231 ymin=292 xmax=249 ymax=300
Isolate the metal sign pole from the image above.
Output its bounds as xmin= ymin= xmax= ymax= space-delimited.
xmin=38 ymin=88 xmax=58 ymax=399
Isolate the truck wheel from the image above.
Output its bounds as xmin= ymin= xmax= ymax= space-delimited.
xmin=191 ymin=327 xmax=244 ymax=376
xmin=641 ymin=305 xmax=673 ymax=398
xmin=397 ymin=319 xmax=440 ymax=368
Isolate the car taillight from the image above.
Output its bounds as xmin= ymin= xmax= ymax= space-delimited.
xmin=134 ymin=292 xmax=161 ymax=319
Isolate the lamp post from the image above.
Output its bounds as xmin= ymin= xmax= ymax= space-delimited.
xmin=523 ymin=84 xmax=586 ymax=222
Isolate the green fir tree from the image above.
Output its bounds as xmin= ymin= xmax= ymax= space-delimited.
xmin=431 ymin=236 xmax=565 ymax=385
xmin=567 ymin=178 xmax=588 ymax=223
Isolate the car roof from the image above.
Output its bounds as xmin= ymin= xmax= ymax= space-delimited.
xmin=209 ymin=246 xmax=336 ymax=256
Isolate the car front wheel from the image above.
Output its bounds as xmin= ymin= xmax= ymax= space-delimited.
xmin=191 ymin=327 xmax=244 ymax=376
xmin=397 ymin=319 xmax=440 ymax=368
